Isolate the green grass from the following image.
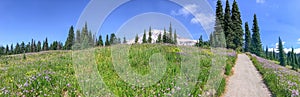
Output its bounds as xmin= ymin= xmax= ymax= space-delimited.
xmin=0 ymin=44 xmax=237 ymax=96
xmin=249 ymin=54 xmax=300 ymax=97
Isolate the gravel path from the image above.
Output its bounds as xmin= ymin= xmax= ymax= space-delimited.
xmin=224 ymin=54 xmax=271 ymax=97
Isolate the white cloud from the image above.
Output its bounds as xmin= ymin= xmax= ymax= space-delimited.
xmin=171 ymin=4 xmax=215 ymax=32
xmin=297 ymin=38 xmax=300 ymax=44
xmin=256 ymin=0 xmax=265 ymax=4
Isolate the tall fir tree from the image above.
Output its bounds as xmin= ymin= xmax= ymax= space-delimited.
xmin=157 ymin=33 xmax=162 ymax=43
xmin=244 ymin=22 xmax=251 ymax=52
xmin=211 ymin=0 xmax=226 ymax=48
xmin=148 ymin=27 xmax=152 ymax=43
xmin=105 ymin=34 xmax=110 ymax=46
xmin=123 ymin=37 xmax=127 ymax=44
xmin=37 ymin=41 xmax=41 ymax=52
xmin=224 ymin=0 xmax=235 ymax=49
xmin=21 ymin=42 xmax=25 ymax=53
xmin=76 ymin=30 xmax=81 ymax=43
xmin=142 ymin=29 xmax=147 ymax=43
xmin=163 ymin=28 xmax=167 ymax=43
xmin=64 ymin=26 xmax=75 ymax=50
xmin=5 ymin=45 xmax=9 ymax=54
xmin=250 ymin=14 xmax=262 ymax=56
xmin=174 ymin=30 xmax=177 ymax=44
xmin=278 ymin=37 xmax=285 ymax=66
xmin=231 ymin=0 xmax=244 ymax=50
xmin=265 ymin=46 xmax=269 ymax=58
xmin=43 ymin=37 xmax=49 ymax=51
xmin=98 ymin=35 xmax=103 ymax=46
xmin=135 ymin=34 xmax=139 ymax=44
xmin=169 ymin=23 xmax=173 ymax=43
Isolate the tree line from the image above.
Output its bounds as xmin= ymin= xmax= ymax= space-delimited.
xmin=263 ymin=37 xmax=300 ymax=70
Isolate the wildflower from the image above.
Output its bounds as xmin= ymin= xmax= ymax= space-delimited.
xmin=45 ymin=76 xmax=51 ymax=81
xmin=292 ymin=90 xmax=299 ymax=97
xmin=66 ymin=83 xmax=71 ymax=87
xmin=24 ymin=81 xmax=29 ymax=87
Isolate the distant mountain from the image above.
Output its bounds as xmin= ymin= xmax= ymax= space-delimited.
xmin=127 ymin=29 xmax=197 ymax=46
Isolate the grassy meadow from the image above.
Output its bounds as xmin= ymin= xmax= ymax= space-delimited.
xmin=0 ymin=44 xmax=236 ymax=96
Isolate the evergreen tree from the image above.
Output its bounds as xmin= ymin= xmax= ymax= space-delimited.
xmin=291 ymin=48 xmax=297 ymax=70
xmin=26 ymin=42 xmax=30 ymax=53
xmin=211 ymin=0 xmax=226 ymax=48
xmin=123 ymin=37 xmax=127 ymax=44
xmin=64 ymin=26 xmax=75 ymax=50
xmin=224 ymin=0 xmax=235 ymax=49
xmin=5 ymin=45 xmax=9 ymax=54
xmin=110 ymin=33 xmax=117 ymax=45
xmin=105 ymin=34 xmax=110 ymax=46
xmin=148 ymin=27 xmax=152 ymax=43
xmin=15 ymin=43 xmax=20 ymax=54
xmin=163 ymin=28 xmax=167 ymax=43
xmin=169 ymin=23 xmax=173 ymax=43
xmin=250 ymin=14 xmax=262 ymax=56
xmin=37 ymin=41 xmax=41 ymax=52
xmin=244 ymin=22 xmax=251 ymax=52
xmin=174 ymin=30 xmax=177 ymax=44
xmin=10 ymin=44 xmax=13 ymax=54
xmin=0 ymin=46 xmax=5 ymax=56
xmin=231 ymin=0 xmax=244 ymax=50
xmin=43 ymin=38 xmax=49 ymax=51
xmin=142 ymin=30 xmax=147 ymax=43
xmin=76 ymin=30 xmax=81 ymax=43
xmin=272 ymin=49 xmax=276 ymax=60
xmin=157 ymin=33 xmax=162 ymax=43
xmin=198 ymin=35 xmax=203 ymax=47
xmin=98 ymin=35 xmax=103 ymax=46
xmin=265 ymin=46 xmax=268 ymax=58
xmin=21 ymin=42 xmax=25 ymax=53
xmin=135 ymin=34 xmax=139 ymax=44
xmin=278 ymin=37 xmax=285 ymax=66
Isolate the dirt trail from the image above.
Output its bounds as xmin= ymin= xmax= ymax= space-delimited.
xmin=224 ymin=54 xmax=271 ymax=97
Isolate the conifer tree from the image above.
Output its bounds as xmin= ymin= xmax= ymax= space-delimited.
xmin=64 ymin=26 xmax=75 ymax=50
xmin=110 ymin=33 xmax=117 ymax=45
xmin=148 ymin=27 xmax=152 ymax=43
xmin=10 ymin=44 xmax=13 ymax=54
xmin=211 ymin=0 xmax=226 ymax=48
xmin=224 ymin=0 xmax=235 ymax=49
xmin=272 ymin=49 xmax=276 ymax=60
xmin=135 ymin=34 xmax=139 ymax=44
xmin=157 ymin=33 xmax=162 ymax=43
xmin=142 ymin=30 xmax=147 ymax=43
xmin=231 ymin=0 xmax=244 ymax=50
xmin=43 ymin=38 xmax=49 ymax=51
xmin=250 ymin=14 xmax=262 ymax=56
xmin=15 ymin=43 xmax=20 ymax=54
xmin=163 ymin=28 xmax=167 ymax=43
xmin=278 ymin=37 xmax=285 ymax=66
xmin=265 ymin=46 xmax=269 ymax=58
xmin=5 ymin=45 xmax=9 ymax=54
xmin=76 ymin=30 xmax=81 ymax=43
xmin=21 ymin=42 xmax=25 ymax=53
xmin=105 ymin=34 xmax=110 ymax=46
xmin=169 ymin=23 xmax=173 ymax=43
xmin=174 ymin=30 xmax=177 ymax=44
xmin=123 ymin=37 xmax=127 ymax=44
xmin=37 ymin=41 xmax=41 ymax=52
xmin=98 ymin=35 xmax=103 ymax=46
xmin=244 ymin=22 xmax=251 ymax=52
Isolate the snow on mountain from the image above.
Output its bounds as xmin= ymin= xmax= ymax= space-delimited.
xmin=127 ymin=29 xmax=197 ymax=46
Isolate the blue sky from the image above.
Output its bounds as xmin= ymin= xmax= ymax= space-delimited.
xmin=0 ymin=0 xmax=300 ymax=51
